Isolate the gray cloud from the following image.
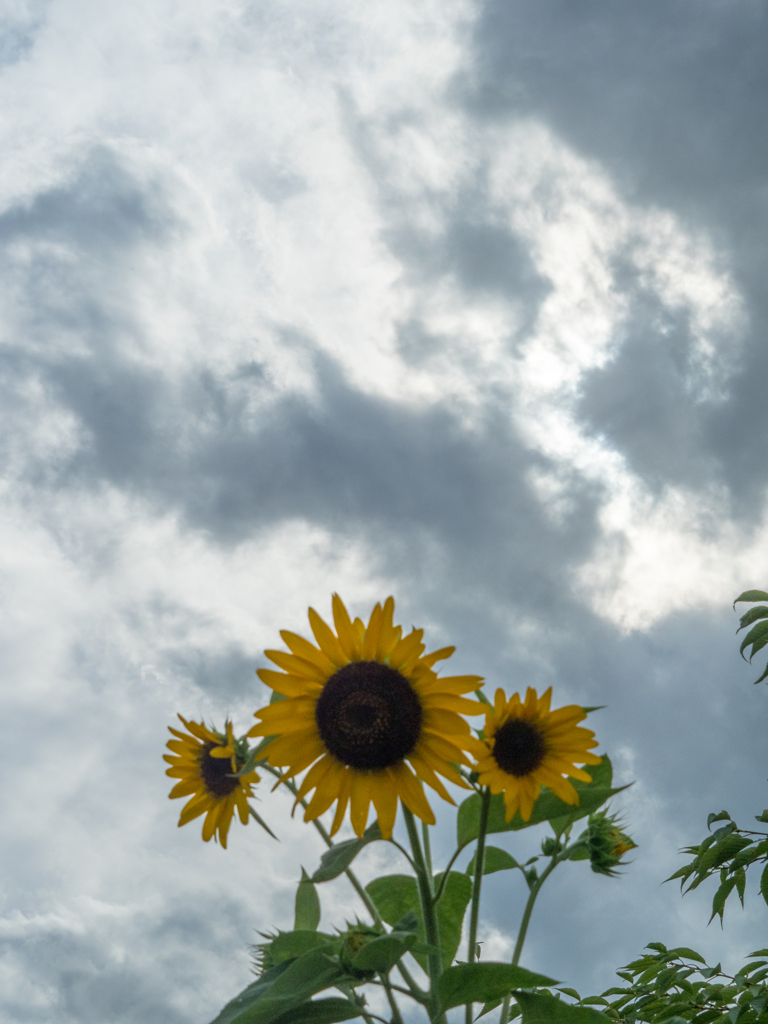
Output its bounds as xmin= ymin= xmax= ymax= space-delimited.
xmin=2 ymin=2 xmax=768 ymax=1020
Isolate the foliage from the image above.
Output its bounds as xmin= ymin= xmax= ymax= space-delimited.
xmin=735 ymin=590 xmax=768 ymax=684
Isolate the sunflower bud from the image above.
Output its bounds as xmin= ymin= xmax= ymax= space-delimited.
xmin=338 ymin=924 xmax=381 ymax=978
xmin=580 ymin=811 xmax=636 ymax=876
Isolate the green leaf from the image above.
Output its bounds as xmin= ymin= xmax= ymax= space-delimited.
xmin=708 ymin=811 xmax=732 ymax=829
xmin=437 ymin=963 xmax=557 ymax=1010
xmin=210 ymin=963 xmax=292 ymax=1024
xmin=516 ymin=991 xmax=611 ymax=1023
xmin=392 ymin=909 xmax=418 ymax=933
xmin=740 ymin=621 xmax=768 ymax=661
xmin=266 ymin=931 xmax=338 ymax=966
xmin=312 ymin=822 xmax=382 ymax=883
xmin=365 ymin=872 xmax=472 ymax=969
xmin=466 ymin=846 xmax=519 ymax=876
xmin=433 ymin=871 xmax=472 ymax=966
xmin=350 ymin=931 xmax=416 ymax=972
xmin=760 ymin=864 xmax=768 ymax=908
xmin=225 ymin=950 xmax=348 ymax=1024
xmin=737 ymin=607 xmax=768 ymax=632
xmin=734 ymin=591 xmax=768 ymax=608
xmin=365 ymin=875 xmax=420 ymax=934
xmin=709 ymin=878 xmax=737 ymax=924
xmin=295 ymin=869 xmax=321 ymax=931
xmin=667 ymin=948 xmax=707 ymax=965
xmin=457 ymin=758 xmax=623 ymax=848
xmin=736 ymin=866 xmax=747 ymax=905
xmin=270 ymin=999 xmax=362 ymax=1024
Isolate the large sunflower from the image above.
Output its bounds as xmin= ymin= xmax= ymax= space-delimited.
xmin=164 ymin=716 xmax=259 ymax=848
xmin=473 ymin=687 xmax=601 ymax=822
xmin=248 ymin=595 xmax=484 ymax=839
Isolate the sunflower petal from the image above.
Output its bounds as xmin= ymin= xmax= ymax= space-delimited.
xmin=372 ymin=773 xmax=399 ymax=838
xmin=280 ymin=630 xmax=336 ymax=674
xmin=332 ymin=594 xmax=362 ymax=660
xmin=308 ymin=607 xmax=348 ymax=667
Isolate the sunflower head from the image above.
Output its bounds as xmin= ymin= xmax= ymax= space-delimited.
xmin=248 ymin=594 xmax=484 ymax=839
xmin=164 ymin=716 xmax=259 ymax=848
xmin=472 ymin=687 xmax=601 ymax=823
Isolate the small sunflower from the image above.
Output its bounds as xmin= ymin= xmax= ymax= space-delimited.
xmin=473 ymin=687 xmax=601 ymax=822
xmin=164 ymin=716 xmax=259 ymax=848
xmin=248 ymin=595 xmax=484 ymax=839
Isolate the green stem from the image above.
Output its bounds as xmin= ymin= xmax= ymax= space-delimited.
xmin=378 ymin=973 xmax=406 ymax=1024
xmin=432 ymin=845 xmax=463 ymax=903
xmin=499 ymin=855 xmax=560 ymax=1024
xmin=465 ymin=789 xmax=491 ymax=1024
xmin=339 ymin=983 xmax=376 ymax=1024
xmin=397 ymin=961 xmax=428 ymax=1003
xmin=402 ymin=806 xmax=445 ymax=1024
xmin=263 ymin=766 xmax=383 ymax=929
xmin=422 ymin=822 xmax=434 ymax=883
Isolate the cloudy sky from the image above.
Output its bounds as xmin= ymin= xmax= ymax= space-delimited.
xmin=3 ymin=1 xmax=768 ymax=1021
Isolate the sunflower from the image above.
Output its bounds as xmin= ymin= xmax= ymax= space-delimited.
xmin=248 ymin=595 xmax=484 ymax=839
xmin=164 ymin=716 xmax=259 ymax=848
xmin=472 ymin=687 xmax=601 ymax=822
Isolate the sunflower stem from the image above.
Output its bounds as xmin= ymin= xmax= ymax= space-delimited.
xmin=397 ymin=961 xmax=429 ymax=1003
xmin=499 ymin=852 xmax=561 ymax=1024
xmin=402 ymin=806 xmax=445 ymax=1024
xmin=422 ymin=822 xmax=434 ymax=883
xmin=378 ymin=972 xmax=406 ymax=1024
xmin=465 ymin=787 xmax=491 ymax=1024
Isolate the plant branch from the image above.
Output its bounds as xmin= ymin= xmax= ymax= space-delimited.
xmin=465 ymin=787 xmax=491 ymax=1024
xmin=403 ymin=806 xmax=446 ymax=1023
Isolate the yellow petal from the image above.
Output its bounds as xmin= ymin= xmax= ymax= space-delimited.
xmin=308 ymin=607 xmax=348 ymax=667
xmin=371 ymin=774 xmax=398 ymax=838
xmin=279 ymin=630 xmax=336 ymax=675
xmin=169 ymin=779 xmax=201 ymax=799
xmin=391 ymin=763 xmax=435 ymax=825
xmin=362 ymin=602 xmax=383 ymax=659
xmin=330 ymin=769 xmax=352 ymax=836
xmin=389 ymin=629 xmax=424 ymax=670
xmin=265 ymin=649 xmax=327 ymax=683
xmin=375 ymin=597 xmax=398 ymax=658
xmin=332 ymin=594 xmax=361 ymax=661
xmin=349 ymin=772 xmax=373 ymax=837
xmin=422 ymin=707 xmax=472 ymax=737
xmin=256 ymin=669 xmax=321 ymax=698
xmin=420 ymin=646 xmax=455 ymax=668
xmin=408 ymin=754 xmax=455 ymax=804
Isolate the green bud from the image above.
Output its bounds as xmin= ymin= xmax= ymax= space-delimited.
xmin=578 ymin=810 xmax=637 ymax=876
xmin=338 ymin=923 xmax=380 ymax=978
xmin=541 ymin=836 xmax=563 ymax=856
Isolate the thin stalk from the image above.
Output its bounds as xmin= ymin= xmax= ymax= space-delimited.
xmin=378 ymin=973 xmax=406 ymax=1024
xmin=402 ymin=806 xmax=446 ymax=1024
xmin=387 ymin=838 xmax=417 ymax=871
xmin=397 ymin=961 xmax=429 ymax=1003
xmin=422 ymin=822 xmax=434 ymax=883
xmin=339 ymin=983 xmax=376 ymax=1024
xmin=262 ymin=766 xmax=383 ymax=929
xmin=465 ymin=788 xmax=491 ymax=1024
xmin=432 ymin=846 xmax=463 ymax=903
xmin=499 ymin=855 xmax=560 ymax=1024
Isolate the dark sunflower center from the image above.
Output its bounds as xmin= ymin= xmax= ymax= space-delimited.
xmin=199 ymin=745 xmax=240 ymax=797
xmin=493 ymin=718 xmax=547 ymax=777
xmin=315 ymin=661 xmax=423 ymax=771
